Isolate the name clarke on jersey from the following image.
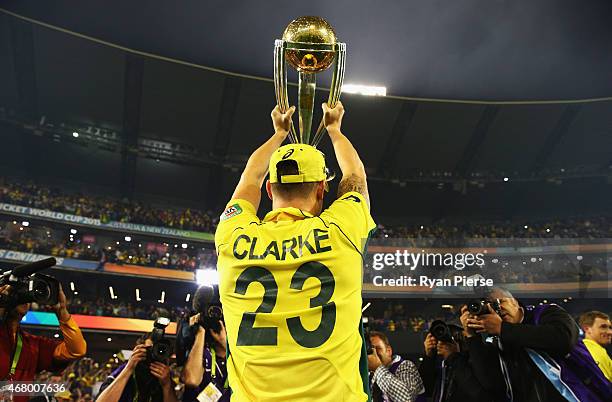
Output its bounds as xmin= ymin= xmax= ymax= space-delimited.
xmin=232 ymin=228 xmax=332 ymax=260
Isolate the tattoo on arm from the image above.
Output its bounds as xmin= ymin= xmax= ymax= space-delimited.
xmin=337 ymin=173 xmax=369 ymax=206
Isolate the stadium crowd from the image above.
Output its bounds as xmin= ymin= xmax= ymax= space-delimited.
xmin=0 ymin=220 xmax=99 ymax=260
xmin=101 ymin=245 xmax=201 ymax=271
xmin=0 ymin=220 xmax=217 ymax=271
xmin=2 ymin=217 xmax=609 ymax=279
xmin=0 ymin=178 xmax=216 ymax=232
xmin=31 ymin=357 xmax=184 ymax=402
xmin=374 ymin=215 xmax=612 ymax=243
xmin=30 ymin=358 xmax=114 ymax=402
xmin=1 ymin=177 xmax=611 ymax=240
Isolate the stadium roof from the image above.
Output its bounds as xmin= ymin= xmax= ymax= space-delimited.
xmin=2 ymin=0 xmax=612 ymax=101
xmin=0 ymin=3 xmax=610 ymax=220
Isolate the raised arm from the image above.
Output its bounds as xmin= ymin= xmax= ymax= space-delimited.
xmin=96 ymin=344 xmax=147 ymax=402
xmin=323 ymin=102 xmax=370 ymax=207
xmin=53 ymin=285 xmax=86 ymax=360
xmin=230 ymin=105 xmax=295 ymax=211
xmin=182 ymin=314 xmax=205 ymax=387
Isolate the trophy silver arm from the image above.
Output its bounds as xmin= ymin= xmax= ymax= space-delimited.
xmin=274 ymin=40 xmax=298 ymax=143
xmin=312 ymin=42 xmax=346 ymax=147
xmin=298 ymin=72 xmax=316 ymax=144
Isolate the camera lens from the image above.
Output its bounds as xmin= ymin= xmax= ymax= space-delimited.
xmin=208 ymin=305 xmax=223 ymax=318
xmin=150 ymin=339 xmax=172 ymax=362
xmin=430 ymin=320 xmax=454 ymax=343
xmin=431 ymin=323 xmax=447 ymax=339
xmin=30 ymin=278 xmax=52 ymax=304
xmin=468 ymin=300 xmax=486 ymax=315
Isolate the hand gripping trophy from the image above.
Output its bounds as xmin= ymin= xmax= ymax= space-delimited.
xmin=274 ymin=16 xmax=346 ymax=146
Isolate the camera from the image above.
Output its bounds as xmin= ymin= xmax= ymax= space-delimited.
xmin=198 ymin=305 xmax=223 ymax=332
xmin=199 ymin=305 xmax=223 ymax=349
xmin=192 ymin=285 xmax=223 ymax=333
xmin=467 ymin=298 xmax=502 ymax=316
xmin=429 ymin=320 xmax=456 ymax=343
xmin=147 ymin=317 xmax=173 ymax=363
xmin=0 ymin=258 xmax=59 ymax=308
xmin=175 ymin=285 xmax=224 ymax=365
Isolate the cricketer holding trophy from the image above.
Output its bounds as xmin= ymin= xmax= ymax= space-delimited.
xmin=214 ymin=16 xmax=375 ymax=401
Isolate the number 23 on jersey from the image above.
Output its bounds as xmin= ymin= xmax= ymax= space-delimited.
xmin=234 ymin=261 xmax=336 ymax=348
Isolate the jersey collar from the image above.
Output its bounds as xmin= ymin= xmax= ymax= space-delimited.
xmin=263 ymin=207 xmax=313 ymax=222
xmin=583 ymin=338 xmax=604 ymax=350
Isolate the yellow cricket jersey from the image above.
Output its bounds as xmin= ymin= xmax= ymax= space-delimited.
xmin=215 ymin=192 xmax=376 ymax=402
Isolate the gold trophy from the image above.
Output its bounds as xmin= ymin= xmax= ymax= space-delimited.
xmin=274 ymin=16 xmax=346 ymax=146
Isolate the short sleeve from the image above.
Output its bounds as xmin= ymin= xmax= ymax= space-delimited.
xmin=214 ymin=199 xmax=260 ymax=249
xmin=320 ymin=192 xmax=376 ymax=252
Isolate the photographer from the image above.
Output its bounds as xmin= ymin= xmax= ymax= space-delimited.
xmin=418 ymin=320 xmax=492 ymax=402
xmin=181 ymin=313 xmax=229 ymax=402
xmin=96 ymin=332 xmax=178 ymax=402
xmin=368 ymin=330 xmax=424 ymax=402
xmin=0 ymin=282 xmax=86 ymax=401
xmin=464 ymin=287 xmax=611 ymax=402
